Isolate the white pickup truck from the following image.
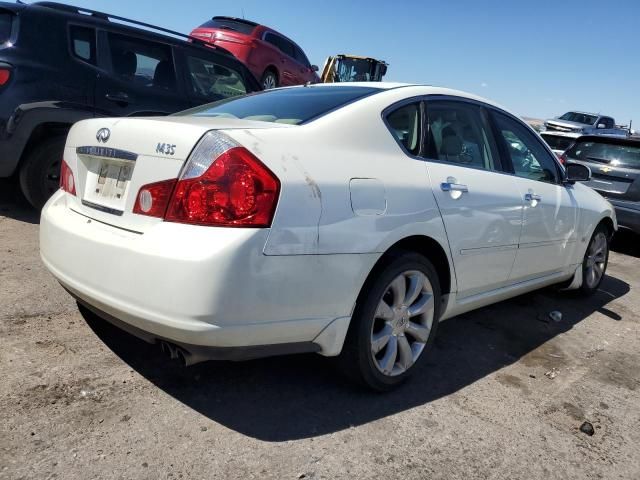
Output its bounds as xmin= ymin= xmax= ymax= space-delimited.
xmin=544 ymin=111 xmax=629 ymax=135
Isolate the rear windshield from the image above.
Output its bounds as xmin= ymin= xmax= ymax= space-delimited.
xmin=566 ymin=140 xmax=640 ymax=169
xmin=198 ymin=18 xmax=256 ymax=35
xmin=178 ymin=86 xmax=381 ymax=125
xmin=0 ymin=12 xmax=13 ymax=43
xmin=541 ymin=134 xmax=576 ymax=152
xmin=558 ymin=112 xmax=597 ymax=125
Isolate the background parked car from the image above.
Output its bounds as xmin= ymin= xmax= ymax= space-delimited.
xmin=540 ymin=131 xmax=581 ymax=159
xmin=544 ymin=111 xmax=628 ymax=136
xmin=190 ymin=16 xmax=319 ymax=89
xmin=0 ymin=2 xmax=260 ymax=209
xmin=564 ymin=135 xmax=640 ymax=235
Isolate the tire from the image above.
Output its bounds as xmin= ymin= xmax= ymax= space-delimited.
xmin=578 ymin=225 xmax=610 ymax=295
xmin=19 ymin=136 xmax=66 ymax=209
xmin=261 ymin=69 xmax=278 ymax=90
xmin=338 ymin=252 xmax=441 ymax=391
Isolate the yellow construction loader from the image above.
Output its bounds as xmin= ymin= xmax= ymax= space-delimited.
xmin=320 ymin=55 xmax=388 ymax=83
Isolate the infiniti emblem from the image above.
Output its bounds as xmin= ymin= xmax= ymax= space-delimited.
xmin=96 ymin=128 xmax=111 ymax=143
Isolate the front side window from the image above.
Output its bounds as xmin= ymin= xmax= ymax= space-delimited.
xmin=599 ymin=117 xmax=614 ymax=128
xmin=186 ymin=56 xmax=247 ymax=101
xmin=425 ymin=101 xmax=498 ymax=170
xmin=294 ymin=46 xmax=310 ymax=67
xmin=178 ymin=85 xmax=380 ymax=124
xmin=107 ymin=33 xmax=176 ymax=91
xmin=493 ymin=111 xmax=559 ymax=183
xmin=69 ymin=26 xmax=96 ymax=64
xmin=386 ymin=103 xmax=420 ymax=155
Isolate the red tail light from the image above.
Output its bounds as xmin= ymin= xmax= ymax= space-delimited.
xmin=559 ymin=153 xmax=567 ymax=165
xmin=166 ymin=146 xmax=279 ymax=227
xmin=133 ymin=179 xmax=177 ymax=218
xmin=0 ymin=68 xmax=10 ymax=86
xmin=60 ymin=160 xmax=76 ymax=196
xmin=134 ymin=132 xmax=280 ymax=227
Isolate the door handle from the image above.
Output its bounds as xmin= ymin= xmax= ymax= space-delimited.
xmin=525 ymin=193 xmax=542 ymax=202
xmin=441 ymin=182 xmax=469 ymax=193
xmin=105 ymin=92 xmax=130 ymax=104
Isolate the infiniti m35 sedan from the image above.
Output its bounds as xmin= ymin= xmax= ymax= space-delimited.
xmin=40 ymin=84 xmax=616 ymax=390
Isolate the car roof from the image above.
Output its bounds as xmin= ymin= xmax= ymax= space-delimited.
xmin=541 ymin=131 xmax=582 ymax=138
xmin=300 ymin=82 xmax=513 ymax=110
xmin=573 ymin=135 xmax=639 ymax=146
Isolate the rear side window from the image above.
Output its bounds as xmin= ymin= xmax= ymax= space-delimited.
xmin=386 ymin=103 xmax=421 ymax=155
xmin=107 ymin=33 xmax=176 ymax=91
xmin=493 ymin=111 xmax=559 ymax=183
xmin=0 ymin=12 xmax=13 ymax=43
xmin=425 ymin=101 xmax=499 ymax=171
xmin=186 ymin=56 xmax=247 ymax=101
xmin=264 ymin=32 xmax=295 ymax=57
xmin=69 ymin=26 xmax=96 ymax=64
xmin=179 ymin=86 xmax=380 ymax=125
xmin=565 ymin=141 xmax=640 ymax=169
xmin=198 ymin=18 xmax=256 ymax=35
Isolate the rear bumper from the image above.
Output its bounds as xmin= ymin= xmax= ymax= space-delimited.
xmin=40 ymin=191 xmax=374 ymax=354
xmin=608 ymin=199 xmax=640 ymax=234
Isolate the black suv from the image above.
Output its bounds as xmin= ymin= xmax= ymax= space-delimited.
xmin=564 ymin=135 xmax=640 ymax=235
xmin=0 ymin=1 xmax=260 ymax=208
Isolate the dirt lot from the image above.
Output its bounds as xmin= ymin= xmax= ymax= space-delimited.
xmin=1 ymin=179 xmax=639 ymax=480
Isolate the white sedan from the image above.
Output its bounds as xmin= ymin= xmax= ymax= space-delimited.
xmin=40 ymin=83 xmax=616 ymax=390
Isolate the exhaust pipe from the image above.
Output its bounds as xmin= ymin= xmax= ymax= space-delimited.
xmin=158 ymin=341 xmax=205 ymax=367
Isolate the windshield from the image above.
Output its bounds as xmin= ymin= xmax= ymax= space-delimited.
xmin=334 ymin=58 xmax=376 ymax=82
xmin=558 ymin=112 xmax=597 ymax=125
xmin=541 ymin=134 xmax=576 ymax=151
xmin=566 ymin=140 xmax=640 ymax=169
xmin=0 ymin=12 xmax=13 ymax=43
xmin=178 ymin=86 xmax=381 ymax=125
xmin=198 ymin=18 xmax=256 ymax=35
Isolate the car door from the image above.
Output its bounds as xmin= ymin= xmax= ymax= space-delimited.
xmin=263 ymin=32 xmax=297 ymax=85
xmin=490 ymin=110 xmax=579 ymax=281
xmin=94 ymin=31 xmax=190 ymax=117
xmin=423 ymin=100 xmax=524 ymax=299
xmin=292 ymin=45 xmax=315 ymax=83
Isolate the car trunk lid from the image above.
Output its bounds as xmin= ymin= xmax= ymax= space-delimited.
xmin=64 ymin=116 xmax=291 ymax=232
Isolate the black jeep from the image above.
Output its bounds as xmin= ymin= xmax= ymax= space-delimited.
xmin=0 ymin=1 xmax=260 ymax=208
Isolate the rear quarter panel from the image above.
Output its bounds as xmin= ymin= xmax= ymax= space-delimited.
xmin=225 ymin=88 xmax=454 ymax=276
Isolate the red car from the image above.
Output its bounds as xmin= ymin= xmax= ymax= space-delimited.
xmin=191 ymin=17 xmax=319 ymax=89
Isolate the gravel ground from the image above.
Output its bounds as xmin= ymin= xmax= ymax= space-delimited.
xmin=1 ymin=178 xmax=639 ymax=480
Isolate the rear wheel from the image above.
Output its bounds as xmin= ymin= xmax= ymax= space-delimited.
xmin=579 ymin=226 xmax=609 ymax=295
xmin=261 ymin=69 xmax=278 ymax=90
xmin=19 ymin=136 xmax=65 ymax=209
xmin=338 ymin=252 xmax=441 ymax=391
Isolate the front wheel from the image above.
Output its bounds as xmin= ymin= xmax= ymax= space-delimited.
xmin=579 ymin=226 xmax=610 ymax=295
xmin=338 ymin=252 xmax=441 ymax=391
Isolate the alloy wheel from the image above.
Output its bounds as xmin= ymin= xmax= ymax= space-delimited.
xmin=262 ymin=73 xmax=276 ymax=90
xmin=370 ymin=270 xmax=434 ymax=376
xmin=585 ymin=231 xmax=607 ymax=289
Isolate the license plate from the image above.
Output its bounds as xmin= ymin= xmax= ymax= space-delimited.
xmin=95 ymin=162 xmax=133 ymax=200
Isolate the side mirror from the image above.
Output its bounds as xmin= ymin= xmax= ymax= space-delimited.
xmin=597 ymin=123 xmax=606 ymax=129
xmin=566 ymin=162 xmax=591 ymax=183
xmin=311 ymin=65 xmax=319 ymax=72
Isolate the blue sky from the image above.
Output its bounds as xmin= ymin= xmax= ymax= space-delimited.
xmin=63 ymin=0 xmax=638 ymax=125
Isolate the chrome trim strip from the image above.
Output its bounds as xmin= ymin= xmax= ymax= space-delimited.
xmin=459 ymin=244 xmax=518 ymax=256
xmin=76 ymin=146 xmax=138 ymax=162
xmin=517 ymin=238 xmax=577 ymax=250
xmin=81 ymin=200 xmax=124 ymax=216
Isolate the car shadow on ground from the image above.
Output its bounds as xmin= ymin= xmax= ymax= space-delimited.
xmin=0 ymin=178 xmax=39 ymax=224
xmin=611 ymin=230 xmax=640 ymax=258
xmin=83 ymin=274 xmax=630 ymax=442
